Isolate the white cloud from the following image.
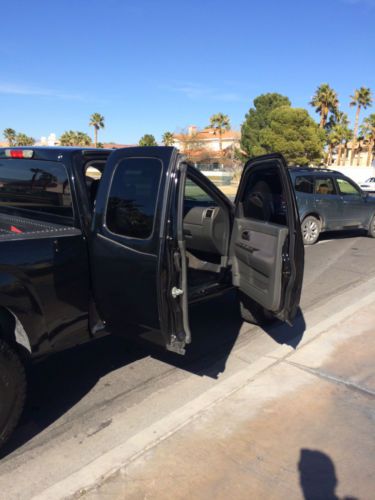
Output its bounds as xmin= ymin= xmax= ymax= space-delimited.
xmin=0 ymin=82 xmax=82 ymax=100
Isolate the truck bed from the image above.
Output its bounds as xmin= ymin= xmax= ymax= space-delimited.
xmin=0 ymin=213 xmax=79 ymax=241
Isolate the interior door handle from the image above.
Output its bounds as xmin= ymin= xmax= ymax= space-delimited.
xmin=241 ymin=230 xmax=250 ymax=241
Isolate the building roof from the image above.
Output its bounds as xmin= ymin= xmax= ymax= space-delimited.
xmin=174 ymin=127 xmax=240 ymax=142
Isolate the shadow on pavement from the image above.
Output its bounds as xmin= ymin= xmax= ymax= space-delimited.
xmin=262 ymin=308 xmax=306 ymax=348
xmin=298 ymin=449 xmax=358 ymax=500
xmin=319 ymin=229 xmax=367 ymax=242
xmin=1 ymin=292 xmax=306 ymax=459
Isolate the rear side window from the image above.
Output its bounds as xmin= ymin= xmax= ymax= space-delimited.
xmin=295 ymin=176 xmax=314 ymax=194
xmin=106 ymin=158 xmax=162 ymax=239
xmin=314 ymin=177 xmax=336 ymax=195
xmin=0 ymin=159 xmax=73 ymax=218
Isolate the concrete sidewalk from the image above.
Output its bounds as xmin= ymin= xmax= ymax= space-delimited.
xmin=84 ymin=303 xmax=375 ymax=500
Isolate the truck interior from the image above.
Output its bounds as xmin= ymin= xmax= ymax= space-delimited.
xmin=182 ymin=175 xmax=232 ymax=300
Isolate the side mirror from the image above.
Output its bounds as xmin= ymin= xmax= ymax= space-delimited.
xmin=362 ymin=191 xmax=369 ymax=200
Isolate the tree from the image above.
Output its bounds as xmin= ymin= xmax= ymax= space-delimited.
xmin=89 ymin=113 xmax=105 ymax=148
xmin=326 ymin=128 xmax=341 ymax=165
xmin=3 ymin=128 xmax=16 ymax=146
xmin=324 ymin=111 xmax=352 ymax=165
xmin=209 ymin=113 xmax=230 ymax=151
xmin=310 ymin=84 xmax=339 ymax=129
xmin=139 ymin=134 xmax=157 ymax=146
xmin=162 ymin=131 xmax=175 ymax=146
xmin=360 ymin=114 xmax=375 ymax=166
xmin=60 ymin=130 xmax=91 ymax=146
xmin=15 ymin=133 xmax=35 ymax=146
xmin=241 ymin=93 xmax=291 ymax=157
xmin=349 ymin=87 xmax=372 ymax=163
xmin=259 ymin=106 xmax=325 ymax=165
xmin=75 ymin=131 xmax=92 ymax=146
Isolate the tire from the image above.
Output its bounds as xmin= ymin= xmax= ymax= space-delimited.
xmin=301 ymin=216 xmax=321 ymax=245
xmin=238 ymin=292 xmax=275 ymax=326
xmin=0 ymin=339 xmax=26 ymax=450
xmin=368 ymin=215 xmax=375 ymax=238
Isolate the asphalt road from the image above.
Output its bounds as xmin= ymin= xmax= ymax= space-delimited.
xmin=0 ymin=229 xmax=374 ymax=498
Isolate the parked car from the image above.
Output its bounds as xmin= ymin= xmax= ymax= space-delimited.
xmin=0 ymin=147 xmax=304 ymax=449
xmin=359 ymin=177 xmax=375 ymax=193
xmin=289 ymin=168 xmax=375 ymax=245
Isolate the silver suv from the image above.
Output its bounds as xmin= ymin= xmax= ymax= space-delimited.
xmin=289 ymin=168 xmax=375 ymax=245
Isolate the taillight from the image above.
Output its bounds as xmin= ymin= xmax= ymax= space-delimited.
xmin=4 ymin=149 xmax=34 ymax=158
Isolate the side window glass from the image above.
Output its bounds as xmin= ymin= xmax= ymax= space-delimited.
xmin=242 ymin=166 xmax=287 ymax=226
xmin=184 ymin=178 xmax=217 ymax=206
xmin=0 ymin=159 xmax=73 ymax=219
xmin=314 ymin=177 xmax=336 ymax=195
xmin=106 ymin=158 xmax=162 ymax=239
xmin=337 ymin=178 xmax=361 ymax=196
xmin=295 ymin=176 xmax=314 ymax=194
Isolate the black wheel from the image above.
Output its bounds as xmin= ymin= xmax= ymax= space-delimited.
xmin=301 ymin=216 xmax=321 ymax=245
xmin=238 ymin=292 xmax=275 ymax=326
xmin=368 ymin=215 xmax=375 ymax=238
xmin=0 ymin=339 xmax=26 ymax=449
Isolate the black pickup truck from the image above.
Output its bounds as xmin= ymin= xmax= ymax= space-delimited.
xmin=0 ymin=146 xmax=304 ymax=448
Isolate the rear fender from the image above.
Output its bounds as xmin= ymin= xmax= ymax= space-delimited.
xmin=0 ymin=272 xmax=49 ymax=354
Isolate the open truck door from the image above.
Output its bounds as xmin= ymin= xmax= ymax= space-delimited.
xmin=90 ymin=147 xmax=190 ymax=354
xmin=231 ymin=154 xmax=304 ymax=324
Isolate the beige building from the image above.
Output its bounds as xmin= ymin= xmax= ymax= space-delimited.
xmin=331 ymin=139 xmax=374 ymax=168
xmin=173 ymin=125 xmax=240 ymax=164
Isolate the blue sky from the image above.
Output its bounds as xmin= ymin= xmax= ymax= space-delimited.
xmin=0 ymin=0 xmax=374 ymax=144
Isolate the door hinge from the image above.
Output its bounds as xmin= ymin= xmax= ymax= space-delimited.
xmin=171 ymin=287 xmax=184 ymax=298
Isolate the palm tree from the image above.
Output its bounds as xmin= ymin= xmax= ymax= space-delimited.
xmin=360 ymin=114 xmax=375 ymax=166
xmin=350 ymin=87 xmax=372 ymax=163
xmin=3 ymin=128 xmax=16 ymax=146
xmin=60 ymin=130 xmax=91 ymax=146
xmin=76 ymin=131 xmax=92 ymax=146
xmin=15 ymin=133 xmax=34 ymax=146
xmin=209 ymin=113 xmax=231 ymax=152
xmin=310 ymin=84 xmax=339 ymax=128
xmin=89 ymin=113 xmax=105 ymax=148
xmin=162 ymin=131 xmax=175 ymax=146
xmin=326 ymin=129 xmax=341 ymax=165
xmin=60 ymin=130 xmax=76 ymax=146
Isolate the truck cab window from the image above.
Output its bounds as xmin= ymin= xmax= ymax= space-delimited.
xmin=0 ymin=159 xmax=73 ymax=219
xmin=242 ymin=167 xmax=287 ymax=226
xmin=106 ymin=158 xmax=162 ymax=239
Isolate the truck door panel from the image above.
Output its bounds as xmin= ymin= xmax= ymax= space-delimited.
xmin=231 ymin=154 xmax=304 ymax=323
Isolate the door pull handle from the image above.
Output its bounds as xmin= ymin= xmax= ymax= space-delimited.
xmin=241 ymin=230 xmax=250 ymax=241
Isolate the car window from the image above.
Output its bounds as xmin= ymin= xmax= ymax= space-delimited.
xmin=106 ymin=158 xmax=162 ymax=239
xmin=242 ymin=166 xmax=287 ymax=226
xmin=0 ymin=159 xmax=73 ymax=219
xmin=337 ymin=178 xmax=361 ymax=196
xmin=184 ymin=178 xmax=217 ymax=205
xmin=314 ymin=177 xmax=336 ymax=195
xmin=295 ymin=176 xmax=314 ymax=194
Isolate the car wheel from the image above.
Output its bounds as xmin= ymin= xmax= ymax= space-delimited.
xmin=301 ymin=216 xmax=321 ymax=245
xmin=0 ymin=339 xmax=26 ymax=450
xmin=238 ymin=292 xmax=275 ymax=326
xmin=368 ymin=215 xmax=375 ymax=238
